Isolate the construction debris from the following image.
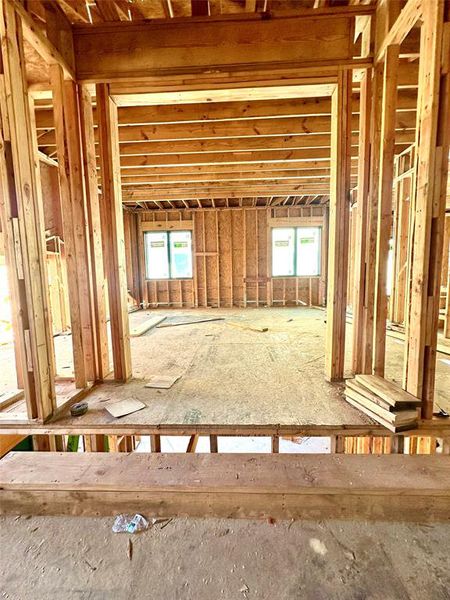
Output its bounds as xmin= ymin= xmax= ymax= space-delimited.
xmin=144 ymin=375 xmax=181 ymax=389
xmin=228 ymin=322 xmax=268 ymax=333
xmin=344 ymin=375 xmax=421 ymax=433
xmin=157 ymin=317 xmax=225 ymax=328
xmin=105 ymin=399 xmax=146 ymax=418
xmin=130 ymin=315 xmax=167 ymax=337
xmin=70 ymin=402 xmax=88 ymax=417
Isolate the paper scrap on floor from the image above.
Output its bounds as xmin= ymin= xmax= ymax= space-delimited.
xmin=105 ymin=398 xmax=146 ymax=418
xmin=145 ymin=375 xmax=181 ymax=389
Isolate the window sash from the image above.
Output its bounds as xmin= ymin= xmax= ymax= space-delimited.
xmin=144 ymin=230 xmax=193 ymax=280
xmin=271 ymin=226 xmax=321 ymax=277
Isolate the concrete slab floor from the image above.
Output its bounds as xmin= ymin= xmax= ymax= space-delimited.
xmin=1 ymin=516 xmax=449 ymax=600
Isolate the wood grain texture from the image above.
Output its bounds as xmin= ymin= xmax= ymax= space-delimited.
xmin=1 ymin=452 xmax=449 ymax=521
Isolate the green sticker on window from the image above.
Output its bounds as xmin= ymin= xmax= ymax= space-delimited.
xmin=174 ymin=242 xmax=188 ymax=248
xmin=300 ymin=238 xmax=314 ymax=244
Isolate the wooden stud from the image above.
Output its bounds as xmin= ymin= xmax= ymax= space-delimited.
xmin=0 ymin=1 xmax=56 ymax=420
xmin=50 ymin=65 xmax=96 ymax=386
xmin=79 ymin=85 xmax=110 ymax=381
xmin=404 ymin=2 xmax=447 ymax=418
xmin=96 ymin=84 xmax=132 ymax=382
xmin=373 ymin=44 xmax=400 ymax=376
xmin=325 ymin=71 xmax=352 ymax=381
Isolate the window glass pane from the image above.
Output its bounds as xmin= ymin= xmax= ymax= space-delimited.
xmin=272 ymin=228 xmax=295 ymax=276
xmin=169 ymin=231 xmax=193 ymax=278
xmin=296 ymin=227 xmax=321 ymax=276
xmin=144 ymin=231 xmax=169 ymax=279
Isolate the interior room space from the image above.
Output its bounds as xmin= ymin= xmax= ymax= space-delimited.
xmin=0 ymin=1 xmax=450 ymax=597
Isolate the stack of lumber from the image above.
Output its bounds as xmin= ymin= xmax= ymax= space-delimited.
xmin=345 ymin=374 xmax=421 ymax=433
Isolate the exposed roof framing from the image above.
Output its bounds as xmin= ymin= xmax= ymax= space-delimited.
xmin=26 ymin=0 xmax=374 ymax=25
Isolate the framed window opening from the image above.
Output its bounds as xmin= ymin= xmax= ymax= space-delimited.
xmin=144 ymin=230 xmax=193 ymax=280
xmin=272 ymin=226 xmax=321 ymax=277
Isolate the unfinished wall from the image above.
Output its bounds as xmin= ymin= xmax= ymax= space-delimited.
xmin=124 ymin=205 xmax=328 ymax=309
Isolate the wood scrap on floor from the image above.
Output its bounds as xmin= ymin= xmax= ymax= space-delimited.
xmin=130 ymin=315 xmax=167 ymax=337
xmin=157 ymin=317 xmax=225 ymax=328
xmin=227 ymin=322 xmax=268 ymax=333
xmin=0 ymin=390 xmax=24 ymax=411
xmin=105 ymin=399 xmax=146 ymax=418
xmin=144 ymin=375 xmax=181 ymax=389
xmin=344 ymin=375 xmax=421 ymax=433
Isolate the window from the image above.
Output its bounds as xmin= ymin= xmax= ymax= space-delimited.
xmin=272 ymin=226 xmax=321 ymax=277
xmin=144 ymin=230 xmax=193 ymax=280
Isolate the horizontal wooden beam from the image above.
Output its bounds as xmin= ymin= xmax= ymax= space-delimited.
xmin=37 ymin=112 xmax=417 ymax=146
xmin=72 ymin=10 xmax=365 ymax=82
xmin=121 ymin=171 xmax=337 ymax=185
xmin=34 ymin=88 xmax=418 ymax=130
xmin=1 ymin=452 xmax=448 ymax=521
xmin=114 ymin=131 xmax=415 ymax=157
xmin=119 ymin=160 xmax=339 ymax=175
xmin=121 ymin=187 xmax=334 ymax=202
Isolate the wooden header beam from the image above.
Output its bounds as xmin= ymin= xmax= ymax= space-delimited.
xmin=72 ymin=10 xmax=369 ymax=83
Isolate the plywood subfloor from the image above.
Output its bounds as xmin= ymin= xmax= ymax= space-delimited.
xmin=1 ymin=515 xmax=449 ymax=600
xmin=1 ymin=307 xmax=448 ymax=430
xmin=51 ymin=308 xmax=372 ymax=429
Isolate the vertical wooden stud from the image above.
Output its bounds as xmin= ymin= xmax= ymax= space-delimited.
xmin=96 ymin=83 xmax=132 ymax=382
xmin=325 ymin=70 xmax=352 ymax=381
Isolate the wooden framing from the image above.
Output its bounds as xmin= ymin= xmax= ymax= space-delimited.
xmin=78 ymin=85 xmax=110 ymax=380
xmin=0 ymin=0 xmax=448 ymax=443
xmin=129 ymin=206 xmax=327 ymax=309
xmin=372 ymin=44 xmax=399 ymax=376
xmin=0 ymin=0 xmax=56 ymax=420
xmin=72 ymin=9 xmax=369 ymax=83
xmin=325 ymin=71 xmax=352 ymax=381
xmin=403 ymin=1 xmax=448 ymax=418
xmin=50 ymin=64 xmax=96 ymax=387
xmin=96 ymin=83 xmax=132 ymax=381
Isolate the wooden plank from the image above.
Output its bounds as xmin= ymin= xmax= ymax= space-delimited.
xmin=351 ymin=17 xmax=373 ymax=375
xmin=50 ymin=65 xmax=96 ymax=386
xmin=344 ymin=386 xmax=418 ymax=426
xmin=96 ymin=83 xmax=132 ymax=382
xmin=344 ymin=393 xmax=417 ymax=434
xmin=373 ymin=44 xmax=400 ymax=376
xmin=1 ymin=452 xmax=449 ymax=521
xmin=141 ymin=220 xmax=193 ymax=231
xmin=0 ymin=390 xmax=24 ymax=411
xmin=355 ymin=374 xmax=421 ymax=407
xmin=130 ymin=315 xmax=167 ymax=336
xmin=73 ymin=12 xmax=355 ymax=82
xmin=325 ymin=71 xmax=352 ymax=381
xmin=157 ymin=317 xmax=224 ymax=327
xmin=37 ymin=112 xmax=417 ymax=146
xmin=346 ymin=379 xmax=418 ymax=411
xmin=359 ymin=61 xmax=383 ymax=374
xmin=404 ymin=2 xmax=446 ymax=417
xmin=186 ymin=434 xmax=199 ymax=452
xmin=0 ymin=434 xmax=25 ymax=457
xmin=34 ymin=92 xmax=418 ymax=130
xmin=79 ymin=84 xmax=110 ymax=381
xmin=0 ymin=1 xmax=56 ymax=420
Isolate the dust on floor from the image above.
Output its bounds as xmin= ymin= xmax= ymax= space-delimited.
xmin=1 ymin=515 xmax=449 ymax=600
